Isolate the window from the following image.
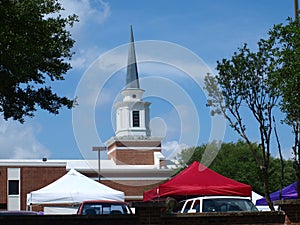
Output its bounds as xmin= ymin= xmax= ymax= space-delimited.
xmin=183 ymin=200 xmax=193 ymax=213
xmin=81 ymin=202 xmax=131 ymax=215
xmin=203 ymin=198 xmax=258 ymax=212
xmin=0 ymin=203 xmax=7 ymax=209
xmin=8 ymin=180 xmax=19 ymax=195
xmin=192 ymin=200 xmax=201 ymax=212
xmin=132 ymin=111 xmax=140 ymax=127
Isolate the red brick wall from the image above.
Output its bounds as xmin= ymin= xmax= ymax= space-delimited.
xmin=0 ymin=214 xmax=138 ymax=225
xmin=0 ymin=210 xmax=288 ymax=225
xmin=132 ymin=202 xmax=286 ymax=225
xmin=21 ymin=167 xmax=66 ymax=210
xmin=160 ymin=213 xmax=285 ymax=225
xmin=107 ymin=139 xmax=162 ymax=165
xmin=102 ymin=180 xmax=162 ymax=200
xmin=275 ymin=200 xmax=300 ymax=225
xmin=1 ymin=165 xmax=167 ymax=210
xmin=0 ymin=168 xmax=7 ymax=208
xmin=112 ymin=150 xmax=159 ymax=165
xmin=108 ymin=150 xmax=116 ymax=161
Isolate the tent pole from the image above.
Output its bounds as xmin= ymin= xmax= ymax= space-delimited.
xmin=29 ymin=193 xmax=32 ymax=211
xmin=98 ymin=150 xmax=100 ymax=181
xmin=92 ymin=146 xmax=106 ymax=182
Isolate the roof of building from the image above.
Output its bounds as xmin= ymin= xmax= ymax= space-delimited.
xmin=0 ymin=158 xmax=176 ymax=172
xmin=66 ymin=159 xmax=169 ymax=171
xmin=0 ymin=159 xmax=66 ymax=167
xmin=126 ymin=25 xmax=140 ymax=89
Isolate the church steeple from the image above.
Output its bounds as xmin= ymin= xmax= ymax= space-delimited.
xmin=105 ymin=26 xmax=165 ymax=166
xmin=126 ymin=25 xmax=140 ymax=89
xmin=113 ymin=26 xmax=151 ymax=138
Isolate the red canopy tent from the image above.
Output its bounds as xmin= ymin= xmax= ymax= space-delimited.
xmin=143 ymin=161 xmax=252 ymax=201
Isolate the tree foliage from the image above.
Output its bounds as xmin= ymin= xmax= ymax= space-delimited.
xmin=177 ymin=141 xmax=296 ymax=195
xmin=204 ymin=14 xmax=300 ymax=204
xmin=204 ymin=38 xmax=280 ymax=209
xmin=267 ymin=15 xmax=300 ymax=195
xmin=0 ymin=0 xmax=78 ymax=122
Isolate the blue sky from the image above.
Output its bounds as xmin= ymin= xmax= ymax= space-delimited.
xmin=0 ymin=0 xmax=296 ymax=161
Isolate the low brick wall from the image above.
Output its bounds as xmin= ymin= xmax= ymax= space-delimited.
xmin=132 ymin=201 xmax=286 ymax=225
xmin=1 ymin=200 xmax=300 ymax=225
xmin=0 ymin=214 xmax=138 ymax=225
xmin=275 ymin=199 xmax=300 ymax=225
xmin=161 ymin=212 xmax=285 ymax=225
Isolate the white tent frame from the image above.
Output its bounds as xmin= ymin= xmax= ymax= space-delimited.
xmin=27 ymin=169 xmax=124 ymax=207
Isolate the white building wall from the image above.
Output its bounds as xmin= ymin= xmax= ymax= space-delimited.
xmin=115 ymin=88 xmax=151 ymax=137
xmin=7 ymin=168 xmax=20 ymax=210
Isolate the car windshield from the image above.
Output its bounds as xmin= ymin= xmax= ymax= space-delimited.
xmin=203 ymin=198 xmax=258 ymax=212
xmin=82 ymin=202 xmax=130 ymax=215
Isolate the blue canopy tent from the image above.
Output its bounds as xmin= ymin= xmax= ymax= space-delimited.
xmin=256 ymin=182 xmax=298 ymax=206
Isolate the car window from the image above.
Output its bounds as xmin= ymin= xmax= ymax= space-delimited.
xmin=192 ymin=200 xmax=201 ymax=212
xmin=82 ymin=203 xmax=130 ymax=215
xmin=203 ymin=199 xmax=217 ymax=212
xmin=203 ymin=198 xmax=258 ymax=212
xmin=183 ymin=200 xmax=193 ymax=213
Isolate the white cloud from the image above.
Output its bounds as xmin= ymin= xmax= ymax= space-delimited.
xmin=71 ymin=46 xmax=104 ymax=70
xmin=274 ymin=147 xmax=294 ymax=160
xmin=282 ymin=148 xmax=293 ymax=160
xmin=61 ymin=0 xmax=111 ymax=71
xmin=150 ymin=117 xmax=167 ymax=138
xmin=0 ymin=120 xmax=50 ymax=159
xmin=62 ymin=0 xmax=110 ymax=26
xmin=162 ymin=141 xmax=189 ymax=161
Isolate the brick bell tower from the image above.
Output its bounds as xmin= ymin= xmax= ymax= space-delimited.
xmin=105 ymin=26 xmax=164 ymax=166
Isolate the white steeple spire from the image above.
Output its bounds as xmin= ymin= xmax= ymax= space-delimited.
xmin=126 ymin=25 xmax=140 ymax=89
xmin=114 ymin=26 xmax=151 ymax=137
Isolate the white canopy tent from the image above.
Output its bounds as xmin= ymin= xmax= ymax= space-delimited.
xmin=252 ymin=191 xmax=263 ymax=204
xmin=252 ymin=191 xmax=276 ymax=211
xmin=27 ymin=169 xmax=124 ymax=206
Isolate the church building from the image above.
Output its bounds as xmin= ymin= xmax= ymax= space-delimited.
xmin=0 ymin=27 xmax=174 ymax=211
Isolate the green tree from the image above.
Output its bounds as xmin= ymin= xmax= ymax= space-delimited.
xmin=0 ymin=0 xmax=77 ymax=123
xmin=268 ymin=15 xmax=300 ymax=196
xmin=210 ymin=142 xmax=295 ymax=195
xmin=209 ymin=141 xmax=263 ymax=194
xmin=177 ymin=141 xmax=296 ymax=195
xmin=268 ymin=158 xmax=296 ymax=194
xmin=204 ymin=38 xmax=280 ymax=209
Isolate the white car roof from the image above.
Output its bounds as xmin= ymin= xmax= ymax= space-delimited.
xmin=180 ymin=196 xmax=251 ymax=202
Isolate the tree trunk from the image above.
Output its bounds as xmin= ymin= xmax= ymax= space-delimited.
xmin=293 ymin=122 xmax=300 ymax=198
xmin=273 ymin=116 xmax=284 ymax=198
xmin=298 ymin=125 xmax=300 ymax=199
xmin=297 ymin=160 xmax=300 ymax=198
xmin=262 ymin=167 xmax=275 ymax=211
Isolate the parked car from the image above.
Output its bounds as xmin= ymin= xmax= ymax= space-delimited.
xmin=77 ymin=200 xmax=132 ymax=215
xmin=177 ymin=196 xmax=258 ymax=213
